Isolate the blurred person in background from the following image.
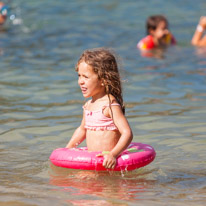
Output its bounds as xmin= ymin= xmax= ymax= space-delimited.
xmin=0 ymin=1 xmax=8 ymax=25
xmin=191 ymin=16 xmax=206 ymax=46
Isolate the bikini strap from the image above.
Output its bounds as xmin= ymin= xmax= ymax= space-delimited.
xmin=102 ymin=103 xmax=120 ymax=109
xmin=106 ymin=103 xmax=120 ymax=106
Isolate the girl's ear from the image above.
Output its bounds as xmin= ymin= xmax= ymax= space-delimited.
xmin=101 ymin=79 xmax=104 ymax=86
xmin=101 ymin=79 xmax=106 ymax=87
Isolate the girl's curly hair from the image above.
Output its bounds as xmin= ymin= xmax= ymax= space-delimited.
xmin=75 ymin=48 xmax=125 ymax=114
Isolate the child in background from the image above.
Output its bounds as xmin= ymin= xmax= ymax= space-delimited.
xmin=191 ymin=16 xmax=206 ymax=47
xmin=66 ymin=48 xmax=133 ymax=170
xmin=137 ymin=15 xmax=176 ymax=51
xmin=0 ymin=2 xmax=8 ymax=25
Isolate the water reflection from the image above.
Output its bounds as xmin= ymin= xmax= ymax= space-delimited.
xmin=49 ymin=164 xmax=155 ymax=205
xmin=195 ymin=47 xmax=206 ymax=58
xmin=139 ymin=48 xmax=166 ymax=59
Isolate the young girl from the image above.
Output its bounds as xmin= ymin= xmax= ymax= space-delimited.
xmin=191 ymin=16 xmax=206 ymax=47
xmin=137 ymin=15 xmax=176 ymax=50
xmin=66 ymin=48 xmax=133 ymax=170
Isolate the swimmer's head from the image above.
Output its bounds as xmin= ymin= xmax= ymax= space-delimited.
xmin=0 ymin=2 xmax=8 ymax=25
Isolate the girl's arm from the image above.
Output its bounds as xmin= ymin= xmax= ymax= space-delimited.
xmin=102 ymin=105 xmax=133 ymax=169
xmin=66 ymin=113 xmax=86 ymax=148
xmin=191 ymin=16 xmax=206 ymax=46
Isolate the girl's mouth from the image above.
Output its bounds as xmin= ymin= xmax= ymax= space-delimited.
xmin=81 ymin=87 xmax=87 ymax=93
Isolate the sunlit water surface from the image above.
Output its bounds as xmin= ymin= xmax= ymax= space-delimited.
xmin=0 ymin=0 xmax=206 ymax=205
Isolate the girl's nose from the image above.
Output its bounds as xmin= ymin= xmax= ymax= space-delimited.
xmin=78 ymin=77 xmax=84 ymax=85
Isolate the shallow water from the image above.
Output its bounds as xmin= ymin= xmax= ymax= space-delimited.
xmin=0 ymin=0 xmax=206 ymax=205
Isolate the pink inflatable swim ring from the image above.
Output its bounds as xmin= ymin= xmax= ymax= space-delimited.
xmin=50 ymin=142 xmax=156 ymax=171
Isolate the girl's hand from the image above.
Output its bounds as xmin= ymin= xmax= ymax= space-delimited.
xmin=103 ymin=153 xmax=117 ymax=169
xmin=96 ymin=152 xmax=117 ymax=169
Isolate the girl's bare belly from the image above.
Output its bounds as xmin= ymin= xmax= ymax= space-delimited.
xmin=86 ymin=130 xmax=120 ymax=152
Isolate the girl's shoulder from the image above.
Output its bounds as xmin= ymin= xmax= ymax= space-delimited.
xmin=107 ymin=94 xmax=119 ymax=104
xmin=104 ymin=95 xmax=121 ymax=110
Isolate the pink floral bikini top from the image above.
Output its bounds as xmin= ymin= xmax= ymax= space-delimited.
xmin=83 ymin=103 xmax=120 ymax=131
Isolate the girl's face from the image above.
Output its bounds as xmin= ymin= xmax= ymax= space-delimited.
xmin=77 ymin=61 xmax=105 ymax=99
xmin=151 ymin=21 xmax=169 ymax=43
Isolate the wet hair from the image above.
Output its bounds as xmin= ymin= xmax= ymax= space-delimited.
xmin=75 ymin=48 xmax=125 ymax=114
xmin=146 ymin=15 xmax=168 ymax=35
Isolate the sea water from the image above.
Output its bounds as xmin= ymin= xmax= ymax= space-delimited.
xmin=0 ymin=0 xmax=206 ymax=205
